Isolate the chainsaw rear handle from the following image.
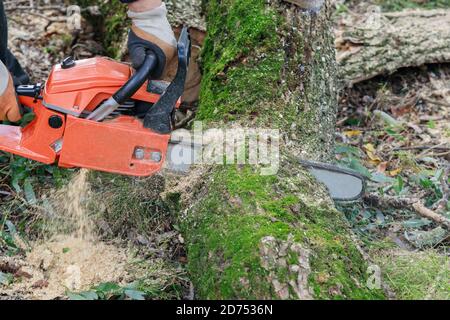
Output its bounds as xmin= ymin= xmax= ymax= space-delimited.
xmin=113 ymin=52 xmax=157 ymax=105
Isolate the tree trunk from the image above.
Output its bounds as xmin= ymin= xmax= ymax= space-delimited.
xmin=175 ymin=0 xmax=386 ymax=299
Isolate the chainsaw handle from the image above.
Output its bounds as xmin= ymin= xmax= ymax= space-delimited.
xmin=86 ymin=53 xmax=157 ymax=121
xmin=143 ymin=26 xmax=191 ymax=134
xmin=113 ymin=52 xmax=157 ymax=105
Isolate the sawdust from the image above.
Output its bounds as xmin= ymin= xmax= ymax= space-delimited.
xmin=1 ymin=170 xmax=131 ymax=299
xmin=2 ymin=235 xmax=128 ymax=300
xmin=64 ymin=169 xmax=93 ymax=240
xmin=41 ymin=169 xmax=95 ymax=239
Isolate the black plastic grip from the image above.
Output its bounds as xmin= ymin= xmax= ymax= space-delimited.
xmin=113 ymin=53 xmax=157 ymax=104
xmin=143 ymin=27 xmax=191 ymax=134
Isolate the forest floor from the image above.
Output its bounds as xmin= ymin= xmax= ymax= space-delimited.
xmin=334 ymin=0 xmax=449 ymax=299
xmin=0 ymin=0 xmax=448 ymax=300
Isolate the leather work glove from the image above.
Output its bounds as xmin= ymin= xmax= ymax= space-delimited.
xmin=125 ymin=1 xmax=177 ymax=79
xmin=0 ymin=61 xmax=21 ymax=122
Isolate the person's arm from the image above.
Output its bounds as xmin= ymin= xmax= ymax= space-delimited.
xmin=0 ymin=61 xmax=21 ymax=122
xmin=121 ymin=0 xmax=176 ymax=78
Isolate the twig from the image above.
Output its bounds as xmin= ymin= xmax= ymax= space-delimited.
xmin=421 ymin=96 xmax=450 ymax=109
xmin=417 ymin=142 xmax=449 ymax=158
xmin=364 ymin=193 xmax=450 ymax=229
xmin=4 ymin=5 xmax=66 ymax=12
xmin=393 ymin=145 xmax=450 ymax=152
xmin=412 ymin=202 xmax=450 ymax=229
xmin=27 ymin=12 xmax=66 ymax=22
xmin=363 ymin=193 xmax=418 ymax=209
xmin=421 ymin=151 xmax=450 ymax=158
xmin=174 ymin=111 xmax=196 ymax=129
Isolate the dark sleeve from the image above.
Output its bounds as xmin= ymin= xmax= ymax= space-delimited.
xmin=120 ymin=0 xmax=137 ymax=3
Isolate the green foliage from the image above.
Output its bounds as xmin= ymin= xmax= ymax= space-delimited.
xmin=0 ymin=151 xmax=72 ymax=244
xmin=88 ymin=172 xmax=172 ymax=238
xmin=335 ymin=144 xmax=372 ymax=178
xmin=0 ymin=271 xmax=13 ymax=286
xmin=374 ymin=250 xmax=450 ymax=300
xmin=1 ymin=153 xmax=71 ymax=193
xmin=67 ymin=282 xmax=146 ymax=300
xmin=0 ymin=218 xmax=22 ymax=255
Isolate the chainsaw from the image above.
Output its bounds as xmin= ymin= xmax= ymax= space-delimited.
xmin=0 ymin=27 xmax=364 ymax=201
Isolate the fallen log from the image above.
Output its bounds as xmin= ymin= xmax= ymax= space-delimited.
xmin=336 ymin=7 xmax=450 ymax=86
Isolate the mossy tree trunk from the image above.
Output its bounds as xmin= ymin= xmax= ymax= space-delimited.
xmin=176 ymin=0 xmax=386 ymax=299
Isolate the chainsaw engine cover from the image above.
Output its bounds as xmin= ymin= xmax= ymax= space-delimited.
xmin=42 ymin=57 xmax=164 ymax=117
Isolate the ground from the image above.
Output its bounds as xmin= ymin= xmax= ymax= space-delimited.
xmin=0 ymin=0 xmax=449 ymax=299
xmin=334 ymin=0 xmax=449 ymax=299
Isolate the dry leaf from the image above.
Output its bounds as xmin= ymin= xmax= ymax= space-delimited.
xmin=377 ymin=162 xmax=388 ymax=173
xmin=389 ymin=168 xmax=402 ymax=176
xmin=343 ymin=130 xmax=362 ymax=137
xmin=364 ymin=143 xmax=382 ymax=163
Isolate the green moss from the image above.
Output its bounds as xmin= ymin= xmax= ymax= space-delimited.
xmin=198 ymin=0 xmax=284 ymax=122
xmin=184 ymin=165 xmax=385 ymax=299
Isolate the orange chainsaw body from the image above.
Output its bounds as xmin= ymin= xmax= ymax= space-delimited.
xmin=0 ymin=57 xmax=179 ymax=176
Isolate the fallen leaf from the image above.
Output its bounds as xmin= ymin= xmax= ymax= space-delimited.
xmin=364 ymin=143 xmax=382 ymax=163
xmin=377 ymin=162 xmax=388 ymax=173
xmin=343 ymin=130 xmax=362 ymax=137
xmin=389 ymin=168 xmax=402 ymax=176
xmin=364 ymin=143 xmax=376 ymax=153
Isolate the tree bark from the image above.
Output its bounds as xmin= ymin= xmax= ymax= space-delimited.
xmin=174 ymin=0 xmax=385 ymax=299
xmin=336 ymin=8 xmax=450 ymax=86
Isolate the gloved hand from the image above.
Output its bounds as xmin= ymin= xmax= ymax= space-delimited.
xmin=0 ymin=61 xmax=21 ymax=122
xmin=127 ymin=2 xmax=176 ymax=79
